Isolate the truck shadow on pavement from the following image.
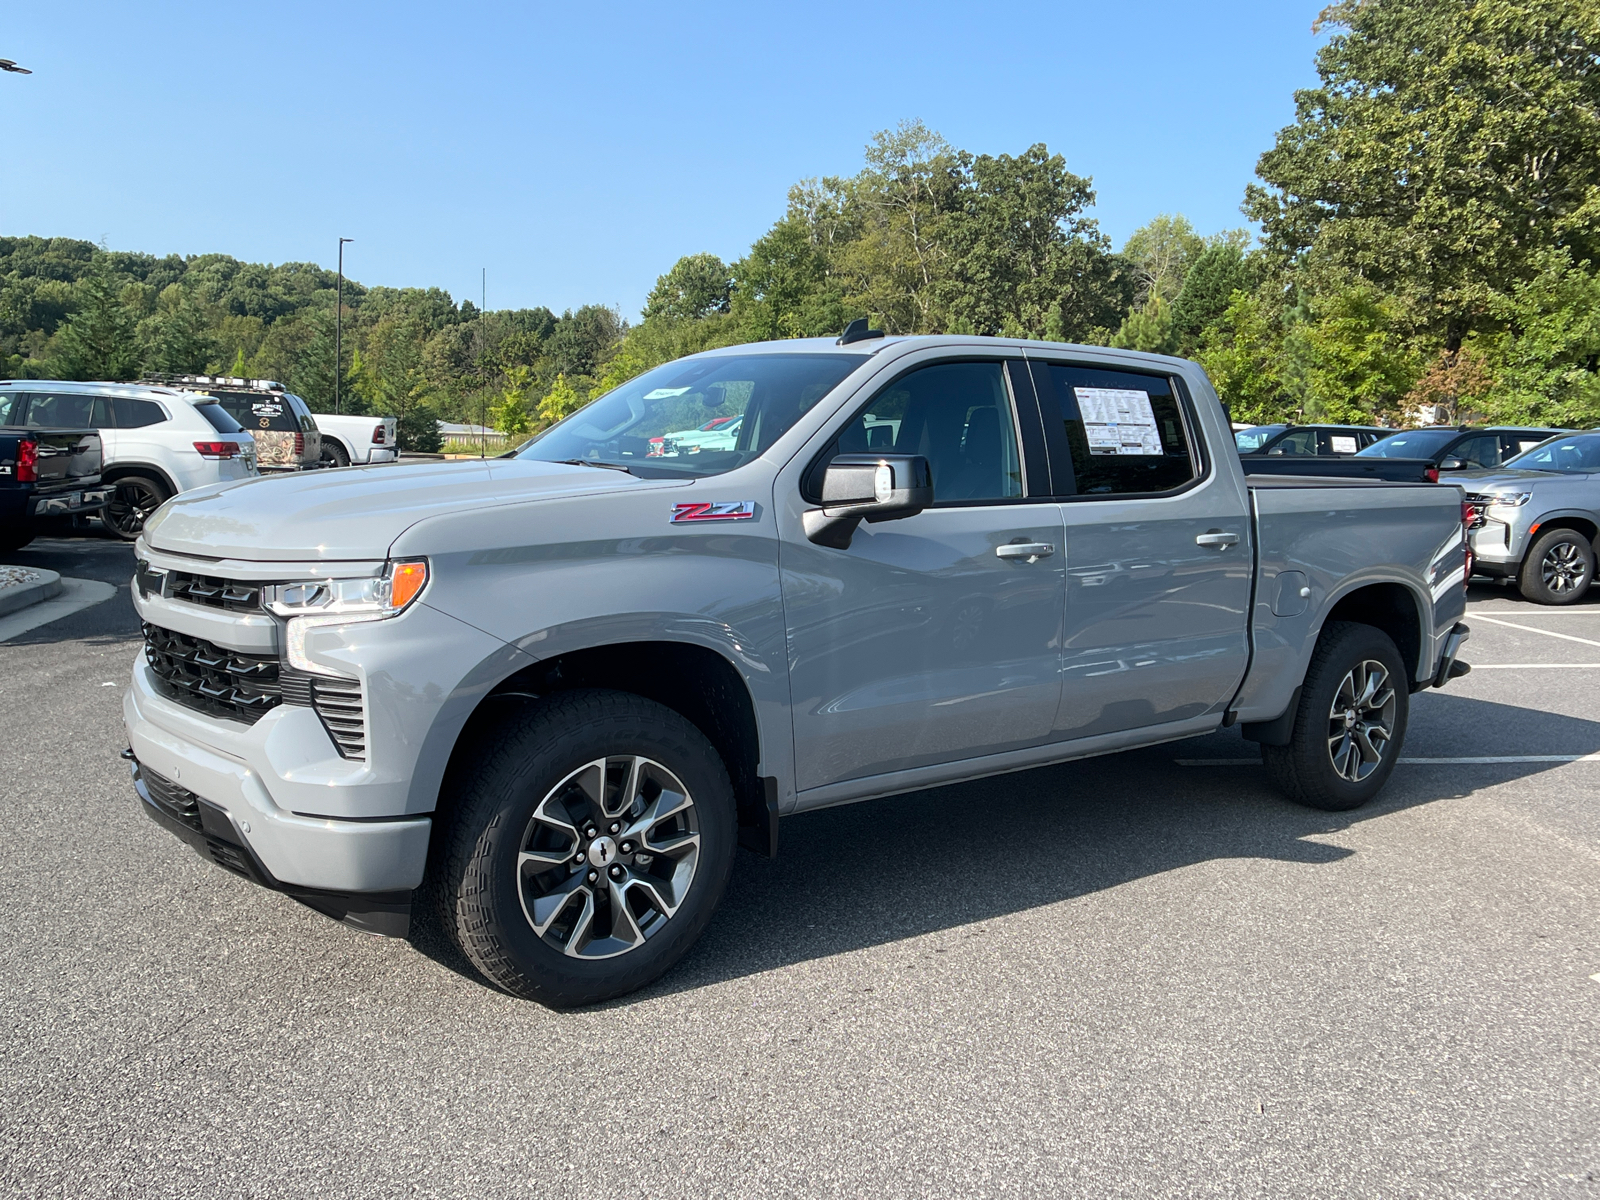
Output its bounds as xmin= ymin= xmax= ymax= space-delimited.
xmin=623 ymin=690 xmax=1600 ymax=1002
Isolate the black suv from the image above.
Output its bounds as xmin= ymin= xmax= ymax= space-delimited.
xmin=1357 ymin=426 xmax=1569 ymax=473
xmin=1234 ymin=424 xmax=1390 ymax=457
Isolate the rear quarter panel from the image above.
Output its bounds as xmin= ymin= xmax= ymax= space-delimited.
xmin=1233 ymin=481 xmax=1466 ymax=722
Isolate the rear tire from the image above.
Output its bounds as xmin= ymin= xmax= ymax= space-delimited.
xmin=320 ymin=440 xmax=351 ymax=468
xmin=1517 ymin=528 xmax=1594 ymax=605
xmin=104 ymin=474 xmax=169 ymax=540
xmin=1263 ymin=621 xmax=1409 ymax=811
xmin=0 ymin=529 xmax=35 ymax=553
xmin=433 ymin=689 xmax=737 ymax=1007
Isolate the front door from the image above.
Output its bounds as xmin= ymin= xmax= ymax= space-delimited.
xmin=779 ymin=356 xmax=1065 ymax=792
xmin=1024 ymin=359 xmax=1253 ymax=739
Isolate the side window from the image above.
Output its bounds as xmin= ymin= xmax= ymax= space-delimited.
xmin=112 ymin=398 xmax=166 ymax=428
xmin=1453 ymin=434 xmax=1500 ymax=468
xmin=1036 ymin=364 xmax=1197 ymax=495
xmin=21 ymin=392 xmax=97 ymax=428
xmin=0 ymin=391 xmax=22 ymax=425
xmin=1267 ymin=429 xmax=1318 ymax=456
xmin=1509 ymin=434 xmax=1547 ymax=457
xmin=828 ymin=361 xmax=1022 ymax=504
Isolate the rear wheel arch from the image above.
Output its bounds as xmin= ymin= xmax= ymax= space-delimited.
xmin=101 ymin=461 xmax=178 ymax=496
xmin=1319 ymin=581 xmax=1425 ymax=686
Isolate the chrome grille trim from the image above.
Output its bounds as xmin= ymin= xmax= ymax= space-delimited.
xmin=279 ymin=666 xmax=367 ymax=761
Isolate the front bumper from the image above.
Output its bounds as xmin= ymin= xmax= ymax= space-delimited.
xmin=123 ymin=669 xmax=431 ymax=899
xmin=128 ymin=752 xmax=415 ymax=935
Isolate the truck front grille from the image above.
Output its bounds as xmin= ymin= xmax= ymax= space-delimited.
xmin=165 ymin=571 xmax=264 ymax=612
xmin=143 ymin=622 xmax=281 ymax=723
xmin=281 ymin=667 xmax=367 ymax=761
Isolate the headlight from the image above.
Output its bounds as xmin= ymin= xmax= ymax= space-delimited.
xmin=1488 ymin=492 xmax=1533 ymax=507
xmin=265 ymin=559 xmax=428 ymax=675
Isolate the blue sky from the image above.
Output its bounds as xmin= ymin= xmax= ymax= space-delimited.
xmin=3 ymin=1 xmax=1326 ymax=317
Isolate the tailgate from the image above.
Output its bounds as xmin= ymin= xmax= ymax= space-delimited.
xmin=22 ymin=429 xmax=103 ymax=487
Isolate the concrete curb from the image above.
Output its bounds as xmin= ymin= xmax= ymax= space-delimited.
xmin=0 ymin=567 xmax=63 ymax=618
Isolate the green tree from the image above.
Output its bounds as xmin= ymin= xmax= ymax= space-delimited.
xmin=538 ymin=373 xmax=584 ymax=424
xmin=1197 ymin=291 xmax=1295 ymax=424
xmin=1110 ymin=296 xmax=1179 ymax=355
xmin=140 ymin=284 xmax=215 ymax=375
xmin=489 ymin=365 xmax=535 ymax=434
xmin=1300 ymin=287 xmax=1420 ymax=423
xmin=644 ymin=254 xmax=734 ymax=321
xmin=1171 ymin=242 xmax=1257 ymax=356
xmin=1121 ymin=214 xmax=1205 ymax=306
xmin=1246 ymin=0 xmax=1600 ymax=349
xmin=1478 ymin=249 xmax=1600 ymax=425
xmin=52 ymin=268 xmax=140 ymax=380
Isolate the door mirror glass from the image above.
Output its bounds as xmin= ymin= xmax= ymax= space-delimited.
xmin=803 ymin=454 xmax=933 ymax=548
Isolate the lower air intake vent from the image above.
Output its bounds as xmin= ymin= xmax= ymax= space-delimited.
xmin=281 ymin=667 xmax=366 ymax=761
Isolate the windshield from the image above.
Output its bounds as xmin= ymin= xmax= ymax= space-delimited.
xmin=1358 ymin=429 xmax=1458 ymax=458
xmin=1234 ymin=425 xmax=1283 ymax=452
xmin=1504 ymin=432 xmax=1600 ymax=473
xmin=520 ymin=353 xmax=860 ymax=477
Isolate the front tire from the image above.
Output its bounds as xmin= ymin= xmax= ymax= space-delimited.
xmin=1517 ymin=528 xmax=1594 ymax=605
xmin=434 ymin=689 xmax=737 ymax=1006
xmin=1263 ymin=621 xmax=1409 ymax=811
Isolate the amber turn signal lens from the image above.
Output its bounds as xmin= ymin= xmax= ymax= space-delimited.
xmin=389 ymin=561 xmax=428 ymax=610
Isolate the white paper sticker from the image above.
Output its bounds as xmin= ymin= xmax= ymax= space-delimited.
xmin=643 ymin=387 xmax=691 ymax=400
xmin=1073 ymin=387 xmax=1163 ymax=456
xmin=1330 ymin=435 xmax=1358 ymax=454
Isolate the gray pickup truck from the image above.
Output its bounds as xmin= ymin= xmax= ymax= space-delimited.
xmin=123 ymin=334 xmax=1472 ymax=1005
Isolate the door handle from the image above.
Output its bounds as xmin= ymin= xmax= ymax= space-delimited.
xmin=1195 ymin=530 xmax=1240 ymax=549
xmin=996 ymin=542 xmax=1055 ymax=562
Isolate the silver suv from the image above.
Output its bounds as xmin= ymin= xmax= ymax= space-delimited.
xmin=1463 ymin=430 xmax=1600 ymax=603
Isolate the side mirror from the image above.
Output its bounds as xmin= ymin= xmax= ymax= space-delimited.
xmin=802 ymin=454 xmax=933 ymax=549
xmin=1438 ymin=456 xmax=1465 ymax=471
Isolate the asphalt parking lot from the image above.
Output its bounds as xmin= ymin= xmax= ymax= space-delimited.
xmin=1 ymin=536 xmax=1596 ymax=1199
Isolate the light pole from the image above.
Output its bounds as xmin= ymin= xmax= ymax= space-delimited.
xmin=334 ymin=237 xmax=353 ymax=414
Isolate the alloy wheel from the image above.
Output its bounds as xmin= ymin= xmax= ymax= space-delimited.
xmin=106 ymin=480 xmax=163 ymax=537
xmin=1326 ymin=659 xmax=1396 ymax=783
xmin=1540 ymin=541 xmax=1589 ymax=595
xmin=516 ymin=756 xmax=700 ymax=959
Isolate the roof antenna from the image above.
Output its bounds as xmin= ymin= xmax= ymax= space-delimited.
xmin=837 ymin=318 xmax=885 ymax=346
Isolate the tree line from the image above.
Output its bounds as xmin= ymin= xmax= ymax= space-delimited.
xmin=3 ymin=0 xmax=1596 ymax=443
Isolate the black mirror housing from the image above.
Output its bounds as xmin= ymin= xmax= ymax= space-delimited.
xmin=1438 ymin=456 xmax=1465 ymax=470
xmin=802 ymin=454 xmax=933 ymax=548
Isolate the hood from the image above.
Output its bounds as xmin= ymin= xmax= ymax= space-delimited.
xmin=144 ymin=457 xmax=667 ymax=562
xmin=1452 ymin=466 xmax=1583 ymax=492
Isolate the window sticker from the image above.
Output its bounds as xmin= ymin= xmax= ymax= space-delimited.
xmin=1330 ymin=435 xmax=1358 ymax=454
xmin=643 ymin=387 xmax=692 ymax=400
xmin=251 ymin=402 xmax=283 ymax=416
xmin=1073 ymin=387 xmax=1163 ymax=456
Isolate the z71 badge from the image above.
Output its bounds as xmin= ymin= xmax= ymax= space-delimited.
xmin=670 ymin=501 xmax=757 ymax=524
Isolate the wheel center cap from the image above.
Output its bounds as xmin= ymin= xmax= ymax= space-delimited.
xmin=1344 ymin=709 xmax=1357 ymax=728
xmin=587 ymin=836 xmax=618 ymax=868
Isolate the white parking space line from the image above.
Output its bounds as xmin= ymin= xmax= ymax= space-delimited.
xmin=1469 ymin=663 xmax=1600 ymax=669
xmin=1175 ymin=754 xmax=1600 ymax=766
xmin=1465 ymin=611 xmax=1600 ymax=620
xmin=0 ymin=578 xmax=117 ymax=642
xmin=1471 ymin=615 xmax=1600 ymax=648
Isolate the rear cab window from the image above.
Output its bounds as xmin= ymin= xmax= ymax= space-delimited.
xmin=1026 ymin=362 xmax=1199 ymax=497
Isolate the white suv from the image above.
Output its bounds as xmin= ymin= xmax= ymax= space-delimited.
xmin=0 ymin=380 xmax=258 ymax=539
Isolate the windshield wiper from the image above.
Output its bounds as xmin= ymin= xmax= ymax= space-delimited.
xmin=551 ymin=458 xmax=635 ymax=475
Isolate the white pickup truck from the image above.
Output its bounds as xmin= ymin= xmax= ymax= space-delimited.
xmin=312 ymin=413 xmax=398 ymax=467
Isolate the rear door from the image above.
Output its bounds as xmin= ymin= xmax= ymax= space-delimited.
xmin=779 ymin=353 xmax=1065 ymax=791
xmin=1023 ymin=358 xmax=1253 ymax=739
